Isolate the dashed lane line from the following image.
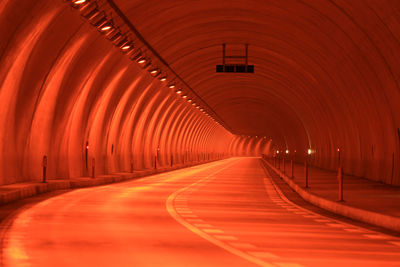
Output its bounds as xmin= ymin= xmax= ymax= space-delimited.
xmin=166 ymin=159 xmax=276 ymax=267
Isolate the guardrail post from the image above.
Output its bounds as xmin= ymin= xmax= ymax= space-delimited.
xmin=91 ymin=158 xmax=95 ymax=178
xmin=42 ymin=155 xmax=47 ymax=183
xmin=154 ymin=156 xmax=157 ymax=169
xmin=171 ymin=155 xmax=173 ymax=167
xmin=130 ymin=161 xmax=134 ymax=173
xmin=291 ymin=159 xmax=294 ymax=178
xmin=304 ymin=159 xmax=308 ymax=188
xmin=338 ymin=165 xmax=343 ymax=201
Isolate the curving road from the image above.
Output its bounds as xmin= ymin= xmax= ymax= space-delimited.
xmin=1 ymin=158 xmax=400 ymax=267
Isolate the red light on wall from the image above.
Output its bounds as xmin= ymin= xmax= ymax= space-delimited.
xmin=337 ymin=148 xmax=340 ymax=152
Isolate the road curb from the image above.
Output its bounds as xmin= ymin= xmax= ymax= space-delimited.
xmin=0 ymin=159 xmax=225 ymax=206
xmin=261 ymin=158 xmax=400 ymax=233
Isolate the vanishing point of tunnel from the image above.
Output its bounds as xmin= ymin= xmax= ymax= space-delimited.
xmin=0 ymin=0 xmax=400 ymax=266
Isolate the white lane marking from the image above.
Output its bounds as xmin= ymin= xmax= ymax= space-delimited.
xmin=193 ymin=223 xmax=213 ymax=228
xmin=203 ymin=229 xmax=224 ymax=234
xmin=389 ymin=241 xmax=400 ymax=246
xmin=326 ymin=223 xmax=344 ymax=228
xmin=364 ymin=234 xmax=388 ymax=240
xmin=314 ymin=219 xmax=331 ymax=223
xmin=214 ymin=235 xmax=238 ymax=241
xmin=180 ymin=214 xmax=197 ymax=218
xmin=303 ymin=215 xmax=318 ymax=218
xmin=228 ymin=242 xmax=257 ymax=249
xmin=344 ymin=228 xmax=365 ymax=233
xmin=167 ymin=159 xmax=276 ymax=267
xmin=274 ymin=262 xmax=304 ymax=267
xmin=186 ymin=218 xmax=204 ymax=223
xmin=175 ymin=206 xmax=190 ymax=209
xmin=247 ymin=251 xmax=279 ymax=259
xmin=176 ymin=210 xmax=192 ymax=214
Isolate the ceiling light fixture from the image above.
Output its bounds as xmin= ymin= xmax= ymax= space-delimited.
xmin=168 ymin=84 xmax=176 ymax=89
xmin=149 ymin=69 xmax=159 ymax=75
xmin=182 ymin=95 xmax=187 ymax=99
xmin=159 ymin=76 xmax=167 ymax=82
xmin=176 ymin=90 xmax=182 ymax=94
xmin=121 ymin=42 xmax=133 ymax=50
xmin=100 ymin=22 xmax=113 ymax=31
xmin=73 ymin=0 xmax=86 ymax=4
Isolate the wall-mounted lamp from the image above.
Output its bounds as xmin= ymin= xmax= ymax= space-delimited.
xmin=307 ymin=148 xmax=312 ymax=155
xmin=285 ymin=149 xmax=289 ymax=154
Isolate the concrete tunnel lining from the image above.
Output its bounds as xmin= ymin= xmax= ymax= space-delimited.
xmin=0 ymin=0 xmax=399 ymax=185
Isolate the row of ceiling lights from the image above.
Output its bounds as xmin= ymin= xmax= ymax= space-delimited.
xmin=68 ymin=0 xmax=222 ymax=127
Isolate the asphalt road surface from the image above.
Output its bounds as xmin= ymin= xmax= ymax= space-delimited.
xmin=1 ymin=157 xmax=400 ymax=267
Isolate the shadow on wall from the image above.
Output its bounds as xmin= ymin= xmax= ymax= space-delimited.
xmin=0 ymin=0 xmax=233 ymax=185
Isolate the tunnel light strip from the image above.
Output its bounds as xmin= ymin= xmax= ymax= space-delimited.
xmin=65 ymin=0 xmax=225 ymax=128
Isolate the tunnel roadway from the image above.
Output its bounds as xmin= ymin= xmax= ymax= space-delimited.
xmin=1 ymin=157 xmax=400 ymax=267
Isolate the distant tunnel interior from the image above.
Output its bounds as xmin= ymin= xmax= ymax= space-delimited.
xmin=0 ymin=0 xmax=399 ymax=185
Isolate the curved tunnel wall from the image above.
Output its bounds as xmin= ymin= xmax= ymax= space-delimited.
xmin=1 ymin=0 xmax=400 ymax=186
xmin=0 ymin=0 xmax=234 ymax=185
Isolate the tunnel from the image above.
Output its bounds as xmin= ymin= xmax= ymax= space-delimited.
xmin=0 ymin=0 xmax=400 ymax=266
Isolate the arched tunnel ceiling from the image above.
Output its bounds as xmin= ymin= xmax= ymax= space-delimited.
xmin=112 ymin=0 xmax=400 ymax=138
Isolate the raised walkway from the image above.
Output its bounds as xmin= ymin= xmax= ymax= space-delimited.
xmin=261 ymin=157 xmax=400 ymax=233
